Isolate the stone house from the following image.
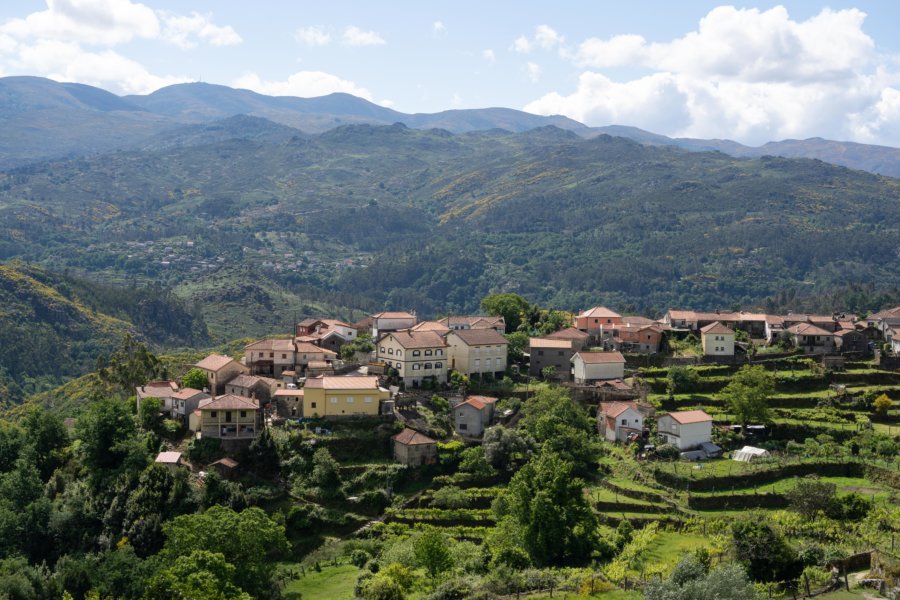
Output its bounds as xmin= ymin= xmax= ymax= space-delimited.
xmin=244 ymin=339 xmax=296 ymax=377
xmin=199 ymin=394 xmax=260 ymax=441
xmin=445 ymin=329 xmax=508 ymax=380
xmin=392 ymin=428 xmax=438 ymax=466
xmin=452 ymin=395 xmax=497 ymax=438
xmin=528 ymin=337 xmax=575 ymax=378
xmin=195 ymin=354 xmax=248 ymax=395
xmin=224 ymin=374 xmax=281 ymax=403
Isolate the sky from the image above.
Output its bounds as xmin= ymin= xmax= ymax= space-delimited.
xmin=1 ymin=1 xmax=900 ymax=146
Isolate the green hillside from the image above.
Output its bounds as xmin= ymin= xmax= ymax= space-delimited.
xmin=1 ymin=124 xmax=899 ymax=323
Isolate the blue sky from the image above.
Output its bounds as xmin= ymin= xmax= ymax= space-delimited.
xmin=2 ymin=1 xmax=900 ymax=146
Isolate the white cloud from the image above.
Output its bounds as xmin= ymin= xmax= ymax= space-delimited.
xmin=295 ymin=25 xmax=331 ymax=46
xmin=233 ymin=71 xmax=374 ymax=100
xmin=342 ymin=25 xmax=385 ymax=47
xmin=482 ymin=49 xmax=496 ymax=63
xmin=526 ymin=6 xmax=900 ymax=146
xmin=534 ymin=25 xmax=563 ymax=49
xmin=512 ymin=35 xmax=531 ymax=54
xmin=432 ymin=21 xmax=446 ymax=35
xmin=159 ymin=12 xmax=241 ymax=48
xmin=2 ymin=0 xmax=159 ymax=45
xmin=525 ymin=62 xmax=541 ymax=83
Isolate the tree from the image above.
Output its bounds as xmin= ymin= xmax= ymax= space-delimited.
xmin=499 ymin=451 xmax=597 ymax=566
xmin=458 ymin=446 xmax=497 ymax=479
xmin=75 ymin=397 xmax=143 ymax=475
xmin=645 ymin=559 xmax=760 ymax=600
xmin=786 ymin=476 xmax=836 ymax=519
xmin=482 ymin=426 xmax=534 ymax=471
xmin=731 ymin=519 xmax=802 ymax=583
xmin=414 ymin=531 xmax=453 ymax=582
xmin=146 ymin=550 xmax=251 ymax=599
xmin=541 ymin=366 xmax=558 ymax=381
xmin=480 ymin=293 xmax=531 ymax=333
xmin=873 ymin=394 xmax=892 ymax=418
xmin=181 ymin=367 xmax=208 ymax=391
xmin=720 ymin=365 xmax=774 ymax=430
xmin=161 ymin=506 xmax=290 ymax=599
xmin=504 ymin=331 xmax=529 ymax=363
xmin=97 ymin=334 xmax=163 ymax=394
xmin=666 ymin=366 xmax=700 ymax=397
xmin=21 ymin=409 xmax=67 ymax=479
xmin=137 ymin=396 xmax=161 ymax=432
xmin=309 ymin=448 xmax=342 ymax=497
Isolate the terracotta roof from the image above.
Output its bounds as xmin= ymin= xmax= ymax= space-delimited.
xmin=620 ymin=316 xmax=655 ymax=326
xmin=196 ymin=354 xmax=238 ymax=372
xmin=447 ymin=328 xmax=507 ymax=346
xmin=172 ymin=388 xmax=207 ymax=401
xmin=202 ymin=394 xmax=259 ymax=411
xmin=295 ymin=341 xmax=337 ymax=355
xmin=546 ymin=327 xmax=590 ymax=340
xmin=529 ymin=337 xmax=573 ymax=349
xmin=665 ymin=410 xmax=712 ymax=424
xmin=274 ymin=389 xmax=304 ymax=397
xmin=304 ymin=375 xmax=382 ymax=390
xmin=226 ymin=374 xmax=267 ymax=389
xmin=459 ymin=397 xmax=488 ymax=410
xmin=573 ymin=351 xmax=626 ymax=364
xmin=599 ymin=401 xmax=637 ymax=418
xmin=871 ymin=306 xmax=900 ymax=320
xmin=786 ymin=323 xmax=834 ymax=336
xmin=700 ymin=321 xmax=734 ymax=335
xmin=392 ymin=428 xmax=436 ymax=445
xmin=307 ymin=361 xmax=331 ymax=369
xmin=155 ymin=451 xmax=182 ymax=464
xmin=244 ymin=338 xmax=295 ymax=352
xmin=211 ymin=457 xmax=239 ymax=469
xmin=438 ymin=315 xmax=505 ymax=328
xmin=596 ymin=379 xmax=631 ymax=390
xmin=467 ymin=395 xmax=498 ymax=405
xmin=385 ymin=330 xmax=447 ymax=349
xmin=136 ymin=380 xmax=179 ymax=398
xmin=579 ymin=306 xmax=621 ymax=319
xmin=352 ymin=316 xmax=375 ymax=330
xmin=410 ymin=321 xmax=451 ymax=333
xmin=765 ymin=315 xmax=785 ymax=325
xmin=373 ymin=311 xmax=417 ymax=319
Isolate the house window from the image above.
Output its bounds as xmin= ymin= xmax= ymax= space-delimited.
xmin=413 ymin=350 xmax=420 ymax=357
xmin=436 ymin=349 xmax=443 ymax=356
xmin=211 ymin=411 xmax=217 ymax=418
xmin=424 ymin=363 xmax=433 ymax=370
xmin=459 ymin=423 xmax=467 ymax=430
xmin=558 ymin=351 xmax=564 ymax=356
xmin=425 ymin=350 xmax=432 ymax=356
xmin=330 ymin=397 xmax=338 ymax=404
xmin=435 ymin=362 xmax=442 ymax=368
xmin=380 ymin=347 xmax=385 ymax=353
xmin=413 ymin=363 xmax=421 ymax=370
xmin=240 ymin=411 xmax=247 ymax=418
xmin=225 ymin=412 xmax=232 ymax=423
xmin=538 ymin=350 xmax=544 ymax=356
xmin=347 ymin=396 xmax=354 ymax=403
xmin=474 ymin=359 xmax=480 ymax=369
xmin=397 ymin=350 xmax=402 ymax=357
xmin=269 ymin=353 xmax=274 ymax=358
xmin=364 ymin=396 xmax=372 ymax=403
xmin=388 ymin=348 xmax=394 ymax=355
xmin=621 ymin=419 xmax=627 ymax=425
xmin=282 ymin=354 xmax=287 ymax=359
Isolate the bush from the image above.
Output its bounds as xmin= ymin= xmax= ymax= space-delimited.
xmin=351 ymin=549 xmax=371 ymax=568
xmin=431 ymin=486 xmax=469 ymax=509
xmin=655 ymin=444 xmax=680 ymax=460
xmin=186 ymin=437 xmax=221 ymax=463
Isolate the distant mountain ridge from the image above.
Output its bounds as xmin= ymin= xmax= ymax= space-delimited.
xmin=0 ymin=76 xmax=898 ymax=177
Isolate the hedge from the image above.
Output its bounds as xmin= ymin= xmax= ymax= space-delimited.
xmin=652 ymin=461 xmax=866 ymax=492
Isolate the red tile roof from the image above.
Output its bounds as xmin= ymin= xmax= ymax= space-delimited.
xmin=392 ymin=428 xmax=437 ymax=445
xmin=196 ymin=354 xmax=238 ymax=372
xmin=529 ymin=337 xmax=573 ymax=349
xmin=700 ymin=321 xmax=734 ymax=335
xmin=573 ymin=351 xmax=626 ymax=364
xmin=599 ymin=401 xmax=638 ymax=418
xmin=202 ymin=394 xmax=259 ymax=411
xmin=546 ymin=327 xmax=590 ymax=340
xmin=385 ymin=330 xmax=447 ymax=349
xmin=447 ymin=328 xmax=507 ymax=346
xmin=579 ymin=306 xmax=621 ymax=318
xmin=666 ymin=410 xmax=712 ymax=424
xmin=786 ymin=323 xmax=834 ymax=336
xmin=304 ymin=376 xmax=382 ymax=390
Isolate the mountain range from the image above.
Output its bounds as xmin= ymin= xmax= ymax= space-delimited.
xmin=1 ymin=76 xmax=899 ymax=177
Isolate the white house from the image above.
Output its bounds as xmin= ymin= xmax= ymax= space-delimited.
xmin=376 ymin=330 xmax=448 ymax=386
xmin=700 ymin=322 xmax=734 ymax=357
xmin=571 ymin=351 xmax=626 ymax=384
xmin=445 ymin=328 xmax=508 ymax=379
xmin=597 ymin=401 xmax=644 ymax=443
xmin=371 ymin=311 xmax=417 ymax=339
xmin=657 ymin=410 xmax=713 ymax=450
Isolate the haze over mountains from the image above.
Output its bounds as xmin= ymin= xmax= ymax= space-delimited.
xmin=2 ymin=76 xmax=899 ymax=177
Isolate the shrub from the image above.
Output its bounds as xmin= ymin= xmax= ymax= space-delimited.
xmin=655 ymin=444 xmax=680 ymax=460
xmin=431 ymin=486 xmax=469 ymax=509
xmin=351 ymin=549 xmax=371 ymax=568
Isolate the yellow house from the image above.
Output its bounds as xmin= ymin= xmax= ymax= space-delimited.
xmin=302 ymin=375 xmax=390 ymax=418
xmin=199 ymin=394 xmax=260 ymax=440
xmin=700 ymin=321 xmax=735 ymax=357
xmin=445 ymin=329 xmax=508 ymax=379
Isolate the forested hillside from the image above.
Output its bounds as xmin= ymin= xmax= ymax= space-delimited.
xmin=1 ymin=122 xmax=899 ymax=327
xmin=0 ymin=263 xmax=208 ymax=404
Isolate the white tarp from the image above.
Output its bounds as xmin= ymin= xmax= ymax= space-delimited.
xmin=732 ymin=445 xmax=770 ymax=462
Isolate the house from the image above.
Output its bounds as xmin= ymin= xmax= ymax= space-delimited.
xmin=445 ymin=329 xmax=508 ymax=380
xmin=545 ymin=327 xmax=590 ymax=350
xmin=135 ymin=380 xmax=180 ymax=415
xmin=224 ymin=374 xmax=280 ymax=403
xmin=244 ymin=339 xmax=296 ymax=377
xmin=437 ymin=315 xmax=506 ymax=333
xmin=199 ymin=394 xmax=260 ymax=440
xmin=869 ymin=306 xmax=900 ymax=340
xmin=657 ymin=410 xmax=713 ymax=450
xmin=597 ymin=401 xmax=644 ymax=443
xmin=209 ymin=457 xmax=240 ymax=479
xmin=171 ymin=388 xmax=211 ymax=421
xmin=571 ymin=351 xmax=626 ymax=384
xmin=376 ymin=330 xmax=448 ymax=386
xmin=273 ymin=388 xmax=304 ymax=418
xmin=764 ymin=315 xmax=786 ymax=343
xmin=453 ymin=395 xmax=498 ymax=437
xmin=295 ymin=318 xmax=357 ymax=353
xmin=892 ymin=329 xmax=900 ymax=354
xmin=409 ymin=321 xmax=451 ymax=334
xmin=195 ymin=354 xmax=248 ymax=395
xmin=392 ymin=428 xmax=438 ymax=466
xmin=575 ymin=306 xmax=622 ymax=337
xmin=188 ymin=398 xmax=212 ymax=432
xmin=371 ymin=311 xmax=417 ymax=338
xmin=294 ymin=341 xmax=338 ymax=374
xmin=528 ymin=337 xmax=575 ymax=378
xmin=836 ymin=328 xmax=869 ymax=354
xmin=700 ymin=322 xmax=735 ymax=357
xmin=155 ymin=451 xmax=183 ymax=469
xmin=785 ymin=323 xmax=836 ymax=354
xmin=302 ymin=375 xmax=390 ymax=418
xmin=617 ymin=317 xmax=665 ymax=353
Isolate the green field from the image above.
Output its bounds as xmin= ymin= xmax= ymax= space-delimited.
xmin=282 ymin=563 xmax=360 ymax=600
